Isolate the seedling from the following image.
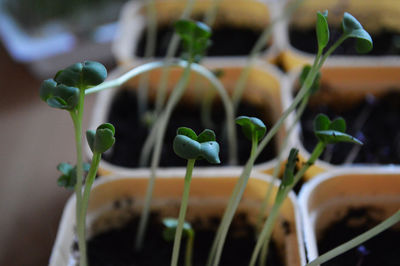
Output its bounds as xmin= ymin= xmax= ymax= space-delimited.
xmin=170 ymin=127 xmax=220 ymax=266
xmin=306 ymin=210 xmax=400 ymax=266
xmin=40 ymin=61 xmax=115 ymax=266
xmin=163 ymin=218 xmax=195 ymax=266
xmin=208 ymin=11 xmax=372 ymax=266
xmin=250 ymin=114 xmax=363 ymax=266
xmin=207 ymin=116 xmax=266 ymax=266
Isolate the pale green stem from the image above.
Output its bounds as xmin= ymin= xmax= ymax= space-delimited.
xmin=249 ymin=142 xmax=326 ymax=266
xmin=136 ymin=62 xmax=193 ymax=251
xmin=77 ymin=152 xmax=101 ymax=266
xmin=200 ymin=88 xmax=216 ymax=129
xmin=208 ymin=136 xmax=258 ymax=266
xmin=171 ymin=159 xmax=196 ymax=266
xmin=154 ymin=0 xmax=196 ymax=115
xmin=137 ymin=0 xmax=157 ymax=118
xmin=306 ymin=210 xmax=400 ymax=266
xmin=185 ymin=230 xmax=195 ymax=266
xmin=204 ymin=0 xmax=221 ymax=26
xmin=139 ymin=62 xmax=237 ymax=166
xmin=70 ymin=88 xmax=86 ymax=266
xmin=231 ymin=0 xmax=305 ymax=110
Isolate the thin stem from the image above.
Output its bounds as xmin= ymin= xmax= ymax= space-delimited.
xmin=231 ymin=0 xmax=305 ymax=110
xmin=70 ymin=88 xmax=86 ymax=266
xmin=154 ymin=0 xmax=196 ymax=115
xmin=136 ymin=61 xmax=194 ymax=251
xmin=137 ymin=0 xmax=157 ymax=118
xmin=306 ymin=210 xmax=400 ymax=266
xmin=185 ymin=231 xmax=195 ymax=266
xmin=139 ymin=62 xmax=237 ymax=166
xmin=78 ymin=152 xmax=101 ymax=265
xmin=208 ymin=137 xmax=258 ymax=266
xmin=171 ymin=159 xmax=196 ymax=266
xmin=204 ymin=0 xmax=221 ymax=26
xmin=249 ymin=142 xmax=326 ymax=266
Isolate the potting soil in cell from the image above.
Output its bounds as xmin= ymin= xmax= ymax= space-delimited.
xmin=136 ymin=25 xmax=268 ymax=57
xmin=300 ymin=90 xmax=400 ymax=164
xmin=104 ymin=89 xmax=277 ymax=167
xmin=317 ymin=207 xmax=400 ymax=266
xmin=87 ymin=211 xmax=284 ymax=266
xmin=289 ymin=27 xmax=400 ymax=56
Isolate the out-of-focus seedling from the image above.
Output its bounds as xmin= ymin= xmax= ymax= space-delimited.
xmin=163 ymin=218 xmax=195 ymax=266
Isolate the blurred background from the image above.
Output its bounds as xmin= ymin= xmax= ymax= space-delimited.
xmin=0 ymin=0 xmax=127 ymax=265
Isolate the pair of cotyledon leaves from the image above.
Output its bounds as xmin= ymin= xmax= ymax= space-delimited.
xmin=175 ymin=20 xmax=212 ymax=62
xmin=57 ymin=123 xmax=115 ymax=189
xmin=173 ymin=127 xmax=220 ymax=164
xmin=314 ymin=114 xmax=363 ymax=145
xmin=162 ymin=218 xmax=193 ymax=242
xmin=39 ymin=61 xmax=107 ymax=110
xmin=173 ymin=117 xmax=267 ymax=163
xmin=316 ymin=11 xmax=373 ymax=53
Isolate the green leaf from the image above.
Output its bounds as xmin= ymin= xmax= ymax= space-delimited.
xmin=316 ymin=11 xmax=329 ymax=51
xmin=197 ymin=129 xmax=216 ymax=143
xmin=342 ymin=12 xmax=373 ymax=53
xmin=173 ymin=135 xmax=202 ymax=160
xmin=54 ymin=63 xmax=83 ymax=87
xmin=56 ymin=162 xmax=91 ymax=190
xmin=299 ymin=65 xmax=321 ymax=95
xmin=162 ymin=218 xmax=192 ymax=242
xmin=177 ymin=127 xmax=197 ymax=141
xmin=87 ymin=123 xmax=116 ymax=153
xmin=281 ymin=148 xmax=299 ymax=187
xmin=330 ymin=117 xmax=346 ymax=132
xmin=200 ymin=141 xmax=220 ymax=164
xmin=40 ymin=79 xmax=79 ymax=110
xmin=174 ymin=127 xmax=220 ymax=163
xmin=82 ymin=61 xmax=107 ymax=86
xmin=57 ymin=162 xmax=74 ymax=175
xmin=175 ymin=19 xmax=212 ymax=62
xmin=314 ymin=113 xmax=330 ymax=131
xmin=236 ymin=116 xmax=267 ymax=143
xmin=315 ymin=130 xmax=363 ymax=145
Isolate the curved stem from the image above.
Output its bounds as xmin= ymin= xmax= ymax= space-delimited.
xmin=307 ymin=210 xmax=400 ymax=266
xmin=154 ymin=0 xmax=196 ymax=114
xmin=171 ymin=159 xmax=196 ymax=266
xmin=136 ymin=62 xmax=193 ymax=250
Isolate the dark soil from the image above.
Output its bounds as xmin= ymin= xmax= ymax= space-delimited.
xmin=300 ymin=90 xmax=400 ymax=165
xmin=289 ymin=27 xmax=400 ymax=56
xmin=136 ymin=25 xmax=268 ymax=57
xmin=103 ymin=89 xmax=278 ymax=167
xmin=87 ymin=212 xmax=284 ymax=266
xmin=317 ymin=207 xmax=400 ymax=266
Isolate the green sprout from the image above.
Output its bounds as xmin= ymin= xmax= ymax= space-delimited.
xmin=40 ymin=61 xmax=114 ymax=266
xmin=207 ymin=116 xmax=266 ymax=266
xmin=306 ymin=210 xmax=400 ymax=266
xmin=163 ymin=218 xmax=195 ymax=266
xmin=249 ymin=115 xmax=362 ymax=266
xmin=170 ymin=127 xmax=220 ymax=266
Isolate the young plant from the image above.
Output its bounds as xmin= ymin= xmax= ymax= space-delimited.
xmin=306 ymin=210 xmax=400 ymax=266
xmin=163 ymin=218 xmax=195 ymax=266
xmin=170 ymin=127 xmax=220 ymax=266
xmin=250 ymin=114 xmax=363 ymax=266
xmin=208 ymin=11 xmax=372 ymax=266
xmin=40 ymin=62 xmax=115 ymax=266
xmin=207 ymin=116 xmax=266 ymax=266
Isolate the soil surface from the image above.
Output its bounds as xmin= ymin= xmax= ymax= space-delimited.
xmin=87 ymin=212 xmax=283 ymax=266
xmin=318 ymin=207 xmax=400 ymax=266
xmin=300 ymin=90 xmax=400 ymax=165
xmin=103 ymin=89 xmax=277 ymax=167
xmin=289 ymin=27 xmax=400 ymax=56
xmin=136 ymin=25 xmax=267 ymax=57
